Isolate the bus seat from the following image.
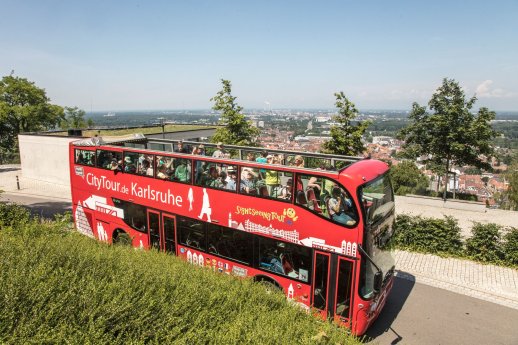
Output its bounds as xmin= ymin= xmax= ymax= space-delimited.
xmin=307 ymin=188 xmax=322 ymax=213
xmin=259 ymin=185 xmax=269 ymax=197
xmin=296 ymin=190 xmax=307 ymax=205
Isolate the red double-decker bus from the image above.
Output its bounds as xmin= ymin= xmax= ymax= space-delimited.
xmin=69 ymin=135 xmax=396 ymax=335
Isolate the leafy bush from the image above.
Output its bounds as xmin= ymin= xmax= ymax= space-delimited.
xmin=393 ymin=214 xmax=463 ymax=255
xmin=465 ymin=223 xmax=503 ymax=263
xmin=0 ymin=219 xmax=360 ymax=345
xmin=503 ymin=227 xmax=518 ymax=265
xmin=0 ymin=202 xmax=30 ymax=229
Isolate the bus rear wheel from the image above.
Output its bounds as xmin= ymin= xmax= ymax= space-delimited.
xmin=112 ymin=229 xmax=132 ymax=246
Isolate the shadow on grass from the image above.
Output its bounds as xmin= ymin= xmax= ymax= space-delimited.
xmin=362 ymin=274 xmax=415 ymax=344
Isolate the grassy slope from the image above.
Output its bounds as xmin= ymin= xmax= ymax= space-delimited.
xmin=0 ymin=219 xmax=360 ymax=344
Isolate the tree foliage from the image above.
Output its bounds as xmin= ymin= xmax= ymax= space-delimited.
xmin=210 ymin=79 xmax=260 ymax=146
xmin=390 ymin=160 xmax=429 ymax=195
xmin=322 ymin=92 xmax=371 ymax=156
xmin=398 ymin=78 xmax=497 ymax=199
xmin=60 ymin=106 xmax=90 ymax=129
xmin=500 ymin=161 xmax=518 ymax=210
xmin=0 ymin=75 xmax=64 ymax=152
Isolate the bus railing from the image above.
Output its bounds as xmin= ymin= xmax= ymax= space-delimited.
xmin=73 ymin=135 xmax=366 ymax=171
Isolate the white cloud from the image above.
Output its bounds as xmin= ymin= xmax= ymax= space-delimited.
xmin=475 ymin=80 xmax=515 ymax=98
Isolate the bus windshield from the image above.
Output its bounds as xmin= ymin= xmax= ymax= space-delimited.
xmin=361 ymin=174 xmax=394 ymax=226
xmin=359 ymin=174 xmax=395 ymax=299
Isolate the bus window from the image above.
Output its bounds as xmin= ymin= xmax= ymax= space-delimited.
xmin=75 ymin=149 xmax=95 ymax=166
xmin=207 ymin=224 xmax=252 ymax=264
xmin=297 ymin=174 xmax=358 ymax=227
xmin=177 ymin=217 xmax=206 ymax=251
xmin=257 ymin=237 xmax=311 ymax=283
xmin=112 ymin=198 xmax=147 ymax=233
xmin=97 ymin=150 xmax=122 ymax=171
xmin=195 ymin=161 xmax=237 ymax=192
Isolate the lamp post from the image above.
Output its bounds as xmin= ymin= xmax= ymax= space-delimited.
xmin=158 ymin=117 xmax=165 ymax=138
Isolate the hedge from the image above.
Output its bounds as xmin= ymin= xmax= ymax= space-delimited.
xmin=393 ymin=213 xmax=518 ymax=268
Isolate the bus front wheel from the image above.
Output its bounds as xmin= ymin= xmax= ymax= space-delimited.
xmin=112 ymin=229 xmax=132 ymax=246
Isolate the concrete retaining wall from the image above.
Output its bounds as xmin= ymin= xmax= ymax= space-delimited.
xmin=18 ymin=134 xmax=77 ymax=185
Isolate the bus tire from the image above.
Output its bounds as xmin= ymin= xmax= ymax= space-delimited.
xmin=254 ymin=276 xmax=283 ymax=293
xmin=112 ymin=229 xmax=132 ymax=246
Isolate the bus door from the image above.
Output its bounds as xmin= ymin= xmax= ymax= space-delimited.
xmin=147 ymin=210 xmax=161 ymax=250
xmin=312 ymin=251 xmax=332 ymax=319
xmin=312 ymin=252 xmax=355 ymax=323
xmin=333 ymin=257 xmax=355 ymax=327
xmin=162 ymin=214 xmax=176 ymax=254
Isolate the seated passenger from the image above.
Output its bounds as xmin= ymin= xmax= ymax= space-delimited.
xmin=124 ymin=156 xmax=137 ymax=173
xmin=225 ymin=167 xmax=237 ymax=191
xmin=108 ymin=158 xmax=121 ymax=171
xmin=140 ymin=159 xmax=154 ymax=176
xmin=203 ymin=166 xmax=223 ymax=188
xmin=174 ymin=162 xmax=189 ymax=182
xmin=327 ymin=187 xmax=356 ymax=226
xmin=240 ymin=170 xmax=257 ymax=194
xmin=276 ymin=178 xmax=293 ymax=200
xmin=156 ymin=164 xmax=169 ymax=180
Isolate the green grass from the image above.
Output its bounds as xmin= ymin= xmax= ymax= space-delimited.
xmin=83 ymin=124 xmax=215 ymax=137
xmin=48 ymin=124 xmax=215 ymax=137
xmin=0 ymin=215 xmax=360 ymax=344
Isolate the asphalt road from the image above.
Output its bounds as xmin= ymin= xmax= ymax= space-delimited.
xmin=365 ymin=277 xmax=518 ymax=345
xmin=2 ymin=193 xmax=517 ymax=344
xmin=0 ymin=193 xmax=72 ymax=218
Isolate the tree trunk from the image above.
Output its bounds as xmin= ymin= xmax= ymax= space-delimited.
xmin=443 ymin=158 xmax=450 ymax=201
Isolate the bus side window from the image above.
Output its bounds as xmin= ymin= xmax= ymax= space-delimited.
xmin=257 ymin=237 xmax=311 ymax=282
xmin=177 ymin=217 xmax=206 ymax=251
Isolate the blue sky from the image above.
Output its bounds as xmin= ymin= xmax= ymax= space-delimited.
xmin=2 ymin=0 xmax=517 ymax=111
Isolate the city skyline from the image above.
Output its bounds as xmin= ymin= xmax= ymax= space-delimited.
xmin=2 ymin=1 xmax=517 ymax=111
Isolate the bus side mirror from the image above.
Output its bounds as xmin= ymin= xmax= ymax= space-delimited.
xmin=373 ymin=271 xmax=383 ymax=294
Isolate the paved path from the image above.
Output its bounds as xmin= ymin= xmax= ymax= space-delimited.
xmin=1 ymin=165 xmax=517 ymax=311
xmin=395 ymin=250 xmax=518 ymax=310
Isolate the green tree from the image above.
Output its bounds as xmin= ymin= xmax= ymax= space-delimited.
xmin=390 ymin=160 xmax=429 ymax=195
xmin=501 ymin=162 xmax=518 ymax=210
xmin=321 ymin=92 xmax=371 ymax=156
xmin=210 ymin=79 xmax=260 ymax=146
xmin=61 ymin=106 xmax=88 ymax=129
xmin=0 ymin=75 xmax=64 ymax=153
xmin=398 ymin=78 xmax=497 ymax=200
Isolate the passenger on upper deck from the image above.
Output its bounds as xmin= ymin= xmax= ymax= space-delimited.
xmin=328 ymin=187 xmax=356 ymax=226
xmin=157 ymin=164 xmax=169 ymax=180
xmin=265 ymin=156 xmax=280 ymax=196
xmin=240 ymin=170 xmax=257 ymax=194
xmin=292 ymin=155 xmax=305 ymax=168
xmin=212 ymin=142 xmax=226 ymax=158
xmin=174 ymin=161 xmax=189 ymax=182
xmin=277 ymin=178 xmax=293 ymax=200
xmin=226 ymin=167 xmax=237 ymax=191
xmin=175 ymin=140 xmax=190 ymax=154
xmin=202 ymin=166 xmax=223 ymax=188
xmin=124 ymin=156 xmax=137 ymax=173
xmin=109 ymin=158 xmax=121 ymax=171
